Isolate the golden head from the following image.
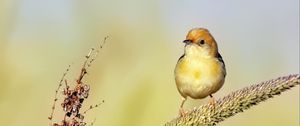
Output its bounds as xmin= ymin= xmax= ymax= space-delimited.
xmin=183 ymin=28 xmax=218 ymax=57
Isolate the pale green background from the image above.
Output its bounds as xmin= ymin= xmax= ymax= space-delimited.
xmin=0 ymin=0 xmax=299 ymax=126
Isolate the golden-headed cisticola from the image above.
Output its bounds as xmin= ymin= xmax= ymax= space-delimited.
xmin=174 ymin=28 xmax=226 ymax=115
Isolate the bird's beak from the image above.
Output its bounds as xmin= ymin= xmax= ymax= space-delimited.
xmin=183 ymin=39 xmax=192 ymax=44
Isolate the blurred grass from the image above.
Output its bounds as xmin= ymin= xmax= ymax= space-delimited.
xmin=0 ymin=0 xmax=299 ymax=126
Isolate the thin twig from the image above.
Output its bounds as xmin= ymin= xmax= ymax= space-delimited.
xmin=87 ymin=36 xmax=109 ymax=68
xmin=48 ymin=65 xmax=71 ymax=120
xmin=83 ymin=100 xmax=105 ymax=114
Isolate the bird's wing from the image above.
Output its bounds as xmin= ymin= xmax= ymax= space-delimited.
xmin=217 ymin=52 xmax=226 ymax=77
xmin=177 ymin=54 xmax=185 ymax=62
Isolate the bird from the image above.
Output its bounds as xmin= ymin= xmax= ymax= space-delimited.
xmin=174 ymin=28 xmax=226 ymax=116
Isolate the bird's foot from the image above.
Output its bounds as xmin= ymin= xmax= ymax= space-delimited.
xmin=208 ymin=95 xmax=216 ymax=109
xmin=179 ymin=108 xmax=189 ymax=117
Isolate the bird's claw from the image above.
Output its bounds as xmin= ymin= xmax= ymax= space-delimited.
xmin=208 ymin=96 xmax=216 ymax=109
xmin=179 ymin=108 xmax=189 ymax=117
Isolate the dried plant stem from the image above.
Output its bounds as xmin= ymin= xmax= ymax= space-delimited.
xmin=83 ymin=100 xmax=105 ymax=114
xmin=49 ymin=36 xmax=108 ymax=126
xmin=48 ymin=65 xmax=71 ymax=120
xmin=164 ymin=74 xmax=300 ymax=126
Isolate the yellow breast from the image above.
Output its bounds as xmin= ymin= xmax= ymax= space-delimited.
xmin=175 ymin=55 xmax=225 ymax=99
xmin=177 ymin=57 xmax=221 ymax=79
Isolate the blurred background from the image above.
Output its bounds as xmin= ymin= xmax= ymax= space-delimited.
xmin=0 ymin=0 xmax=299 ymax=126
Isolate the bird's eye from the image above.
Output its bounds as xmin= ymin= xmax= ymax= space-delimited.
xmin=199 ymin=40 xmax=205 ymax=45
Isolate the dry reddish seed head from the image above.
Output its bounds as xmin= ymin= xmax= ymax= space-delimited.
xmin=49 ymin=36 xmax=108 ymax=126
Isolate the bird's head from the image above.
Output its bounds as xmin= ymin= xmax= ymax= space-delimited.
xmin=183 ymin=28 xmax=218 ymax=57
